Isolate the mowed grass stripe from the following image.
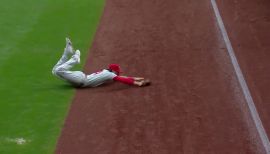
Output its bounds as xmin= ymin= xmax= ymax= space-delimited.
xmin=0 ymin=0 xmax=104 ymax=153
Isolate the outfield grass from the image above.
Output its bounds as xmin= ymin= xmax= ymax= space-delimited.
xmin=0 ymin=0 xmax=105 ymax=153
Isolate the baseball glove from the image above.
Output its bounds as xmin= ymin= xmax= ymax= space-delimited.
xmin=140 ymin=79 xmax=151 ymax=86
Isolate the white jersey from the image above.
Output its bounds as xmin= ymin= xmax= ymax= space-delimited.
xmin=83 ymin=69 xmax=117 ymax=87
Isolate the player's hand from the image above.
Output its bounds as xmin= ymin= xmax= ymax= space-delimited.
xmin=134 ymin=77 xmax=144 ymax=81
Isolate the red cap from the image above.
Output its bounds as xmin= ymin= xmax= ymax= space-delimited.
xmin=108 ymin=64 xmax=121 ymax=75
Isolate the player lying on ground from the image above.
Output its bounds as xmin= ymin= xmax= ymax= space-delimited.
xmin=52 ymin=38 xmax=151 ymax=88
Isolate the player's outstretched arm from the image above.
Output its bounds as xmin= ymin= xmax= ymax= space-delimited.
xmin=113 ymin=76 xmax=150 ymax=87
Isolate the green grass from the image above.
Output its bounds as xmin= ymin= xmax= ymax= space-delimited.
xmin=0 ymin=0 xmax=105 ymax=153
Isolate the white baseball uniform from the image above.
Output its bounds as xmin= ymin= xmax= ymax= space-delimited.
xmin=52 ymin=48 xmax=117 ymax=87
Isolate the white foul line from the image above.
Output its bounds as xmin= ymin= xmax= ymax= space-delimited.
xmin=210 ymin=0 xmax=270 ymax=153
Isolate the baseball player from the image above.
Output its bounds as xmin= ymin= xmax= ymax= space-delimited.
xmin=52 ymin=38 xmax=151 ymax=88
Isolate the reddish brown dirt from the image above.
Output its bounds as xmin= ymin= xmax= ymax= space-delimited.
xmin=56 ymin=0 xmax=267 ymax=153
xmin=216 ymin=0 xmax=270 ymax=139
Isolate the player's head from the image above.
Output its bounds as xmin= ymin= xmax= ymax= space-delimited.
xmin=108 ymin=64 xmax=121 ymax=75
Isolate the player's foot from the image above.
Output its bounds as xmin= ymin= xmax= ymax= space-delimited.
xmin=71 ymin=49 xmax=81 ymax=64
xmin=74 ymin=49 xmax=81 ymax=63
xmin=65 ymin=37 xmax=74 ymax=55
xmin=66 ymin=37 xmax=72 ymax=45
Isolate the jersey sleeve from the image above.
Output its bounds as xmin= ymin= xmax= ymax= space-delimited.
xmin=113 ymin=76 xmax=134 ymax=85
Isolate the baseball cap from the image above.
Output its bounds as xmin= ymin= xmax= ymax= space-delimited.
xmin=108 ymin=64 xmax=121 ymax=75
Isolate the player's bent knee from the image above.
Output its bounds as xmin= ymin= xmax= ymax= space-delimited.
xmin=52 ymin=68 xmax=60 ymax=75
xmin=52 ymin=69 xmax=57 ymax=75
xmin=52 ymin=67 xmax=64 ymax=74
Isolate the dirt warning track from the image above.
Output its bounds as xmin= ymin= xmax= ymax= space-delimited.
xmin=56 ymin=0 xmax=267 ymax=153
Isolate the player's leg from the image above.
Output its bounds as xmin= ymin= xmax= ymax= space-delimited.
xmin=59 ymin=70 xmax=86 ymax=87
xmin=53 ymin=50 xmax=81 ymax=74
xmin=52 ymin=38 xmax=74 ymax=74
